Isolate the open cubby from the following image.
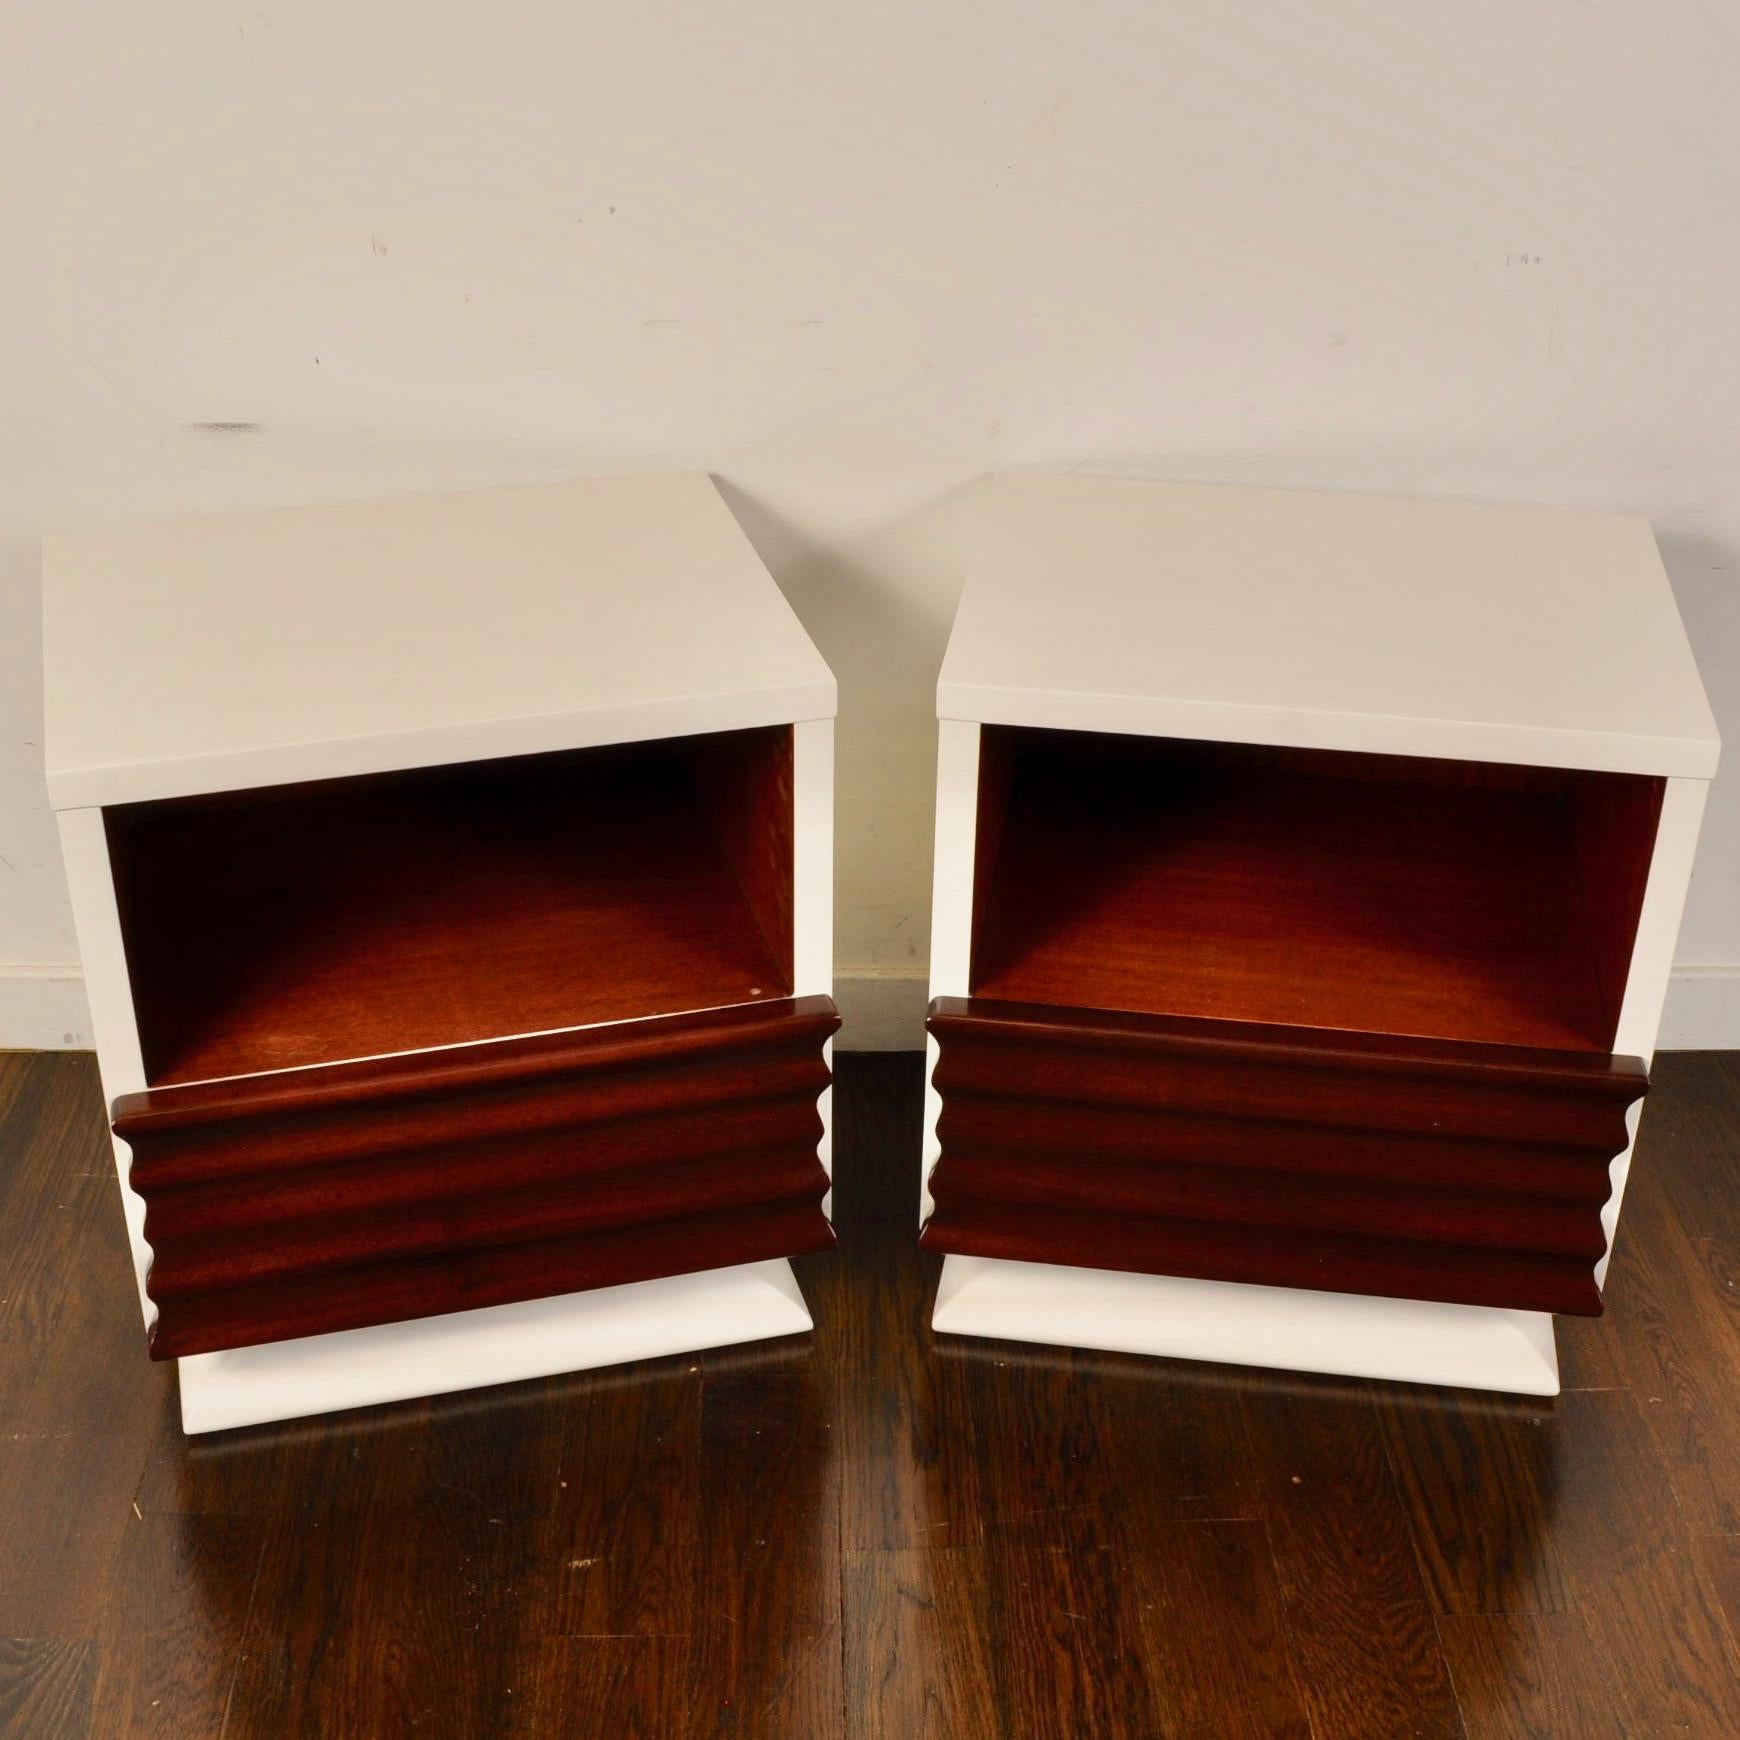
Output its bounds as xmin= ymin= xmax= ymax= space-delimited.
xmin=106 ymin=726 xmax=795 ymax=1086
xmin=968 ymin=727 xmax=1663 ymax=1054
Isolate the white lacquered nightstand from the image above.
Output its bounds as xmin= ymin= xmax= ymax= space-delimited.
xmin=922 ymin=473 xmax=1719 ymax=1395
xmin=45 ymin=473 xmax=838 ymax=1432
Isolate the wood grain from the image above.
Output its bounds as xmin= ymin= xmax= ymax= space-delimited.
xmin=690 ymin=723 xmax=796 ymax=976
xmin=924 ymin=997 xmax=1645 ymax=1314
xmin=106 ymin=728 xmax=798 ymax=1086
xmin=1373 ymin=1388 xmax=1571 ymax=1616
xmin=85 ymin=1513 xmax=262 ymax=1738
xmin=6 ymin=1048 xmax=1740 ymax=1738
xmin=0 ymin=1641 xmax=95 ymax=1740
xmin=1436 ymin=1613 xmax=1633 ymax=1739
xmin=1603 ymin=1054 xmax=1740 ymax=1535
xmin=968 ymin=727 xmax=1661 ymax=1053
xmin=115 ymin=997 xmax=839 ymax=1357
xmin=1242 ymin=1381 xmax=1463 ymax=1738
xmin=689 ymin=1371 xmax=843 ymax=1734
xmin=1533 ymin=1388 xmax=1740 ymax=1733
xmin=846 ymin=1531 xmax=1311 ymax=1740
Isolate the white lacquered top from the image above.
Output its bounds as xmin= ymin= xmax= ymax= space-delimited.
xmin=45 ymin=474 xmax=835 ymax=808
xmin=940 ymin=474 xmax=1719 ymax=778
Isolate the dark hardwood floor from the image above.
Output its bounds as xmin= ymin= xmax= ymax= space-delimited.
xmin=2 ymin=1048 xmax=1739 ymax=1737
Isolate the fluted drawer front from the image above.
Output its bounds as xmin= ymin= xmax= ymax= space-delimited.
xmin=115 ymin=996 xmax=839 ymax=1358
xmin=923 ymin=998 xmax=1647 ymax=1316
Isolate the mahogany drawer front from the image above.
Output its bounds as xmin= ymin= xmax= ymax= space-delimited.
xmin=114 ymin=996 xmax=840 ymax=1358
xmin=923 ymin=997 xmax=1647 ymax=1316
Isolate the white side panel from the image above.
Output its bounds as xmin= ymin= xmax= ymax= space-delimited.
xmin=1599 ymin=773 xmax=1712 ymax=1286
xmin=932 ymin=1255 xmax=1560 ymax=1397
xmin=177 ymin=1259 xmax=814 ymax=1435
xmin=54 ymin=806 xmax=154 ymax=1327
xmin=922 ymin=720 xmax=981 ymax=1221
xmin=792 ymin=718 xmax=836 ymax=1183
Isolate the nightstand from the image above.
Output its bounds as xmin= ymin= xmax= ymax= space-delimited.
xmin=46 ymin=473 xmax=838 ymax=1431
xmin=922 ymin=473 xmax=1719 ymax=1394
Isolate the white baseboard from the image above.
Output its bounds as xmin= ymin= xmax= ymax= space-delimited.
xmin=0 ymin=965 xmax=91 ymax=1050
xmin=1658 ymin=966 xmax=1740 ymax=1050
xmin=3 ymin=963 xmax=1732 ymax=1055
xmin=833 ymin=968 xmax=929 ymax=1050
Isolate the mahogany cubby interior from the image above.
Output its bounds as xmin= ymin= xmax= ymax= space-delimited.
xmin=966 ymin=726 xmax=1665 ymax=1056
xmin=105 ymin=724 xmax=797 ymax=1087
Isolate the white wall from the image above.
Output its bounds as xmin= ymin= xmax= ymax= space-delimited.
xmin=2 ymin=0 xmax=1737 ymax=1049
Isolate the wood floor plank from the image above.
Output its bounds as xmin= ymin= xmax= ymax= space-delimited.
xmin=1696 ymin=1535 xmax=1740 ymax=1651
xmin=1133 ymin=1519 xmax=1312 ymax=1738
xmin=939 ymin=1345 xmax=1261 ymax=1548
xmin=223 ymin=1477 xmax=541 ymax=1736
xmin=218 ymin=1386 xmax=557 ymax=1737
xmin=1241 ymin=1380 xmax=1465 ymax=1738
xmin=1437 ymin=1613 xmax=1631 ymax=1739
xmin=1607 ymin=1171 xmax=1740 ymax=1535
xmin=85 ymin=1513 xmax=262 ymax=1739
xmin=0 ymin=1054 xmax=59 ymax=1168
xmin=843 ymin=1549 xmax=999 ymax=1740
xmin=536 ymin=1364 xmax=703 ymax=1640
xmin=1694 ymin=1234 xmax=1739 ymax=1320
xmin=508 ymin=1636 xmax=693 ymax=1739
xmin=0 ymin=1054 xmax=132 ymax=1369
xmin=1537 ymin=1388 xmax=1740 ymax=1735
xmin=1638 ymin=1053 xmax=1740 ymax=1243
xmin=866 ymin=1545 xmax=1140 ymax=1740
xmin=1376 ymin=1390 xmax=1570 ymax=1615
xmin=1595 ymin=1051 xmax=1740 ymax=1532
xmin=1549 ymin=1309 xmax=1632 ymax=1393
xmin=0 ymin=1312 xmax=164 ymax=1638
xmin=845 ymin=1523 xmax=1310 ymax=1740
xmin=688 ymin=1370 xmax=843 ymax=1735
xmin=0 ymin=1054 xmax=167 ymax=1657
xmin=134 ymin=1395 xmax=437 ymax=1518
xmin=0 ymin=1639 xmax=96 ymax=1740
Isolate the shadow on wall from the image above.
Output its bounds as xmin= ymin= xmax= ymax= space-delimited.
xmin=1655 ymin=531 xmax=1740 ymax=974
xmin=714 ymin=475 xmax=982 ymax=987
xmin=1657 ymin=532 xmax=1740 ymax=730
xmin=714 ymin=473 xmax=982 ymax=704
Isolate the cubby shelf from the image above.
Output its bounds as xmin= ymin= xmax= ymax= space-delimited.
xmin=967 ymin=728 xmax=1662 ymax=1056
xmin=109 ymin=728 xmax=797 ymax=1086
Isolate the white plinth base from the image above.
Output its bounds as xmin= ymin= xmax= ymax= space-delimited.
xmin=177 ymin=1259 xmax=814 ymax=1434
xmin=931 ymin=1255 xmax=1560 ymax=1396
